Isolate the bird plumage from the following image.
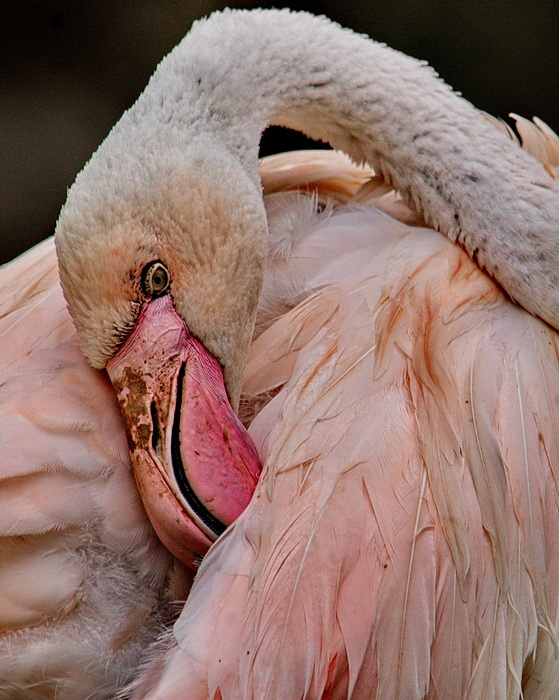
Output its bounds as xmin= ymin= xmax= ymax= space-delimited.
xmin=130 ymin=137 xmax=559 ymax=700
xmin=4 ymin=134 xmax=559 ymax=700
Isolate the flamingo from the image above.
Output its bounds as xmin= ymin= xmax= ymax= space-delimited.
xmin=2 ymin=7 xmax=559 ymax=698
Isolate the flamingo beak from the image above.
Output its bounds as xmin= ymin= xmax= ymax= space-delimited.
xmin=106 ymin=295 xmax=261 ymax=568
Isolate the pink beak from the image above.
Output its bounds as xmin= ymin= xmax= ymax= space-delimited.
xmin=106 ymin=295 xmax=261 ymax=567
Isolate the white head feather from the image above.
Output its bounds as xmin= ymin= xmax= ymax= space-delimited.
xmin=56 ymin=9 xmax=559 ymax=405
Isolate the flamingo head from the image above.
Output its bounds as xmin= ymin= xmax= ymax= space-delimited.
xmin=55 ymin=137 xmax=266 ymax=567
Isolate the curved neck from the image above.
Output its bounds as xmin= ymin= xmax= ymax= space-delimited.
xmin=130 ymin=9 xmax=559 ymax=329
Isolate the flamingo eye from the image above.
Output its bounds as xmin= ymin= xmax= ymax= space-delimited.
xmin=141 ymin=261 xmax=171 ymax=297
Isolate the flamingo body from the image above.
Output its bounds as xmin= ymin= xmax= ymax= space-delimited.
xmin=132 ymin=145 xmax=559 ymax=699
xmin=2 ymin=142 xmax=559 ymax=699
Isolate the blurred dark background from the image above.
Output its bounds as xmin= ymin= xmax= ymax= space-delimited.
xmin=2 ymin=0 xmax=558 ymax=265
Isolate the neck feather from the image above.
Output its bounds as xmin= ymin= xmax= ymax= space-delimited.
xmin=113 ymin=9 xmax=559 ymax=330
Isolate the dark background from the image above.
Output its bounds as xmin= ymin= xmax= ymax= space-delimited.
xmin=2 ymin=0 xmax=558 ymax=265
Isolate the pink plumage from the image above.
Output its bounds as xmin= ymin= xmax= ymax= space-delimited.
xmin=4 ymin=137 xmax=559 ymax=698
xmin=131 ymin=142 xmax=559 ymax=699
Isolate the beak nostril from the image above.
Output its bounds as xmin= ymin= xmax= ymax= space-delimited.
xmin=150 ymin=400 xmax=161 ymax=455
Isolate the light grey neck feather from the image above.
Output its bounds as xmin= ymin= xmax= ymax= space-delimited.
xmin=106 ymin=9 xmax=559 ymax=330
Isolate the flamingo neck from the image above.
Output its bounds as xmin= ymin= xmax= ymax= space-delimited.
xmin=109 ymin=9 xmax=559 ymax=329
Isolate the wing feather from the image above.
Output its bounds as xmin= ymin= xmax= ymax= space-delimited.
xmin=137 ymin=211 xmax=559 ymax=699
xmin=115 ymin=148 xmax=559 ymax=699
xmin=0 ymin=240 xmax=175 ymax=694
